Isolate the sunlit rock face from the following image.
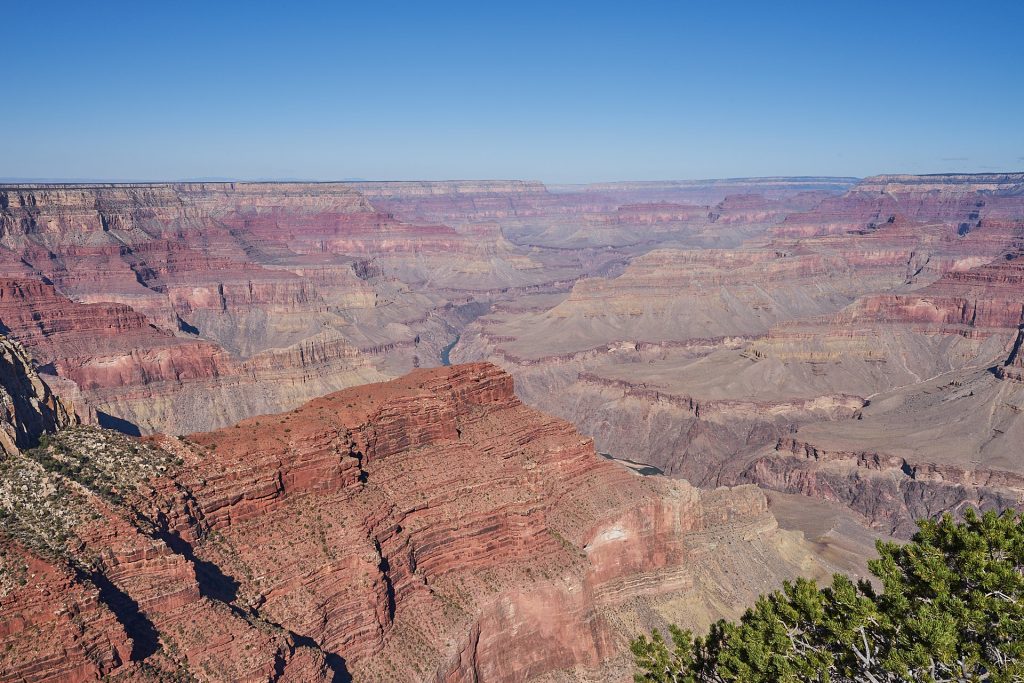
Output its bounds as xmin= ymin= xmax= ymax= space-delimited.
xmin=0 ymin=179 xmax=847 ymax=435
xmin=0 ymin=363 xmax=832 ymax=682
xmin=4 ymin=173 xmax=1021 ymax=679
xmin=3 ymin=174 xmax=1023 ymax=638
xmin=0 ymin=333 xmax=77 ymax=456
xmin=455 ymin=174 xmax=1024 ymax=534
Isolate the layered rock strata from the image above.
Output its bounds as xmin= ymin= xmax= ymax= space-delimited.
xmin=0 ymin=334 xmax=77 ymax=456
xmin=0 ymin=180 xmax=843 ymax=434
xmin=0 ymin=363 xmax=837 ymax=682
xmin=455 ymin=174 xmax=1024 ymax=534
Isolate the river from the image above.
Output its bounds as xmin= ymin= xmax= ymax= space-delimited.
xmin=440 ymin=335 xmax=460 ymax=366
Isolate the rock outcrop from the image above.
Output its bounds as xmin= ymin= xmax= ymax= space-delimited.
xmin=996 ymin=327 xmax=1024 ymax=382
xmin=0 ymin=334 xmax=77 ymax=456
xmin=0 ymin=363 xmax=837 ymax=682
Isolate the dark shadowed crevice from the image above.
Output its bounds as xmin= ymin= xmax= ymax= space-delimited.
xmin=271 ymin=647 xmax=288 ymax=681
xmin=1005 ymin=327 xmax=1024 ymax=367
xmin=289 ymin=633 xmax=354 ymax=683
xmin=177 ymin=316 xmax=200 ymax=335
xmin=155 ymin=528 xmax=352 ymax=681
xmin=84 ymin=569 xmax=160 ymax=660
xmin=156 ymin=530 xmax=240 ymax=604
xmin=374 ymin=540 xmax=397 ymax=623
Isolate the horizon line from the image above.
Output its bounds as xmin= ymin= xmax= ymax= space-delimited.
xmin=4 ymin=172 xmax=1023 ymax=189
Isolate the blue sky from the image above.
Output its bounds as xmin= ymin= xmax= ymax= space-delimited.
xmin=2 ymin=0 xmax=1022 ymax=182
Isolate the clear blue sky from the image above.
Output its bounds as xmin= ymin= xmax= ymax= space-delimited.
xmin=2 ymin=0 xmax=1022 ymax=183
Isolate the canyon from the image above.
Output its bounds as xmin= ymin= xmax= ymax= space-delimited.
xmin=1 ymin=173 xmax=1023 ymax=680
xmin=0 ymin=178 xmax=850 ymax=435
xmin=3 ymin=174 xmax=1022 ymax=534
xmin=453 ymin=173 xmax=1024 ymax=536
xmin=0 ymin=349 xmax=853 ymax=682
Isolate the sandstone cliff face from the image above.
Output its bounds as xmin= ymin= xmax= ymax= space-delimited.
xmin=0 ymin=537 xmax=136 ymax=682
xmin=0 ymin=275 xmax=386 ymax=435
xmin=0 ymin=363 xmax=833 ymax=682
xmin=0 ymin=334 xmax=77 ymax=456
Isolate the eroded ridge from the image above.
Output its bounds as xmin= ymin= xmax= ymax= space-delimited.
xmin=0 ymin=361 xmax=834 ymax=682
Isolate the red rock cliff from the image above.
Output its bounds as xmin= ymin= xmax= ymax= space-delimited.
xmin=0 ymin=363 xmax=828 ymax=682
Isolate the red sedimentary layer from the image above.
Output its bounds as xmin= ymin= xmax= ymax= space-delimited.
xmin=453 ymin=175 xmax=1024 ymax=534
xmin=842 ymin=253 xmax=1024 ymax=336
xmin=1 ymin=181 xmax=674 ymax=433
xmin=738 ymin=436 xmax=1024 ymax=537
xmin=0 ymin=539 xmax=133 ymax=682
xmin=0 ymin=363 xmax=822 ymax=682
xmin=0 ymin=277 xmax=232 ymax=388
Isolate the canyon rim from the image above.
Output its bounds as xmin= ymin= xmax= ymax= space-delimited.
xmin=2 ymin=1 xmax=1023 ymax=680
xmin=1 ymin=173 xmax=1022 ymax=681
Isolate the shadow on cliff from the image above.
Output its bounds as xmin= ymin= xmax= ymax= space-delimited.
xmin=290 ymin=633 xmax=353 ymax=683
xmin=157 ymin=530 xmax=240 ymax=604
xmin=96 ymin=410 xmax=142 ymax=437
xmin=158 ymin=530 xmax=353 ymax=681
xmin=84 ymin=569 xmax=161 ymax=661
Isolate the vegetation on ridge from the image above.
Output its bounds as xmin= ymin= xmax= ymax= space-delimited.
xmin=632 ymin=509 xmax=1024 ymax=682
xmin=0 ymin=426 xmax=182 ymax=565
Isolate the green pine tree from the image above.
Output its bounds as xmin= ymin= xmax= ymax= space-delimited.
xmin=632 ymin=509 xmax=1024 ymax=683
